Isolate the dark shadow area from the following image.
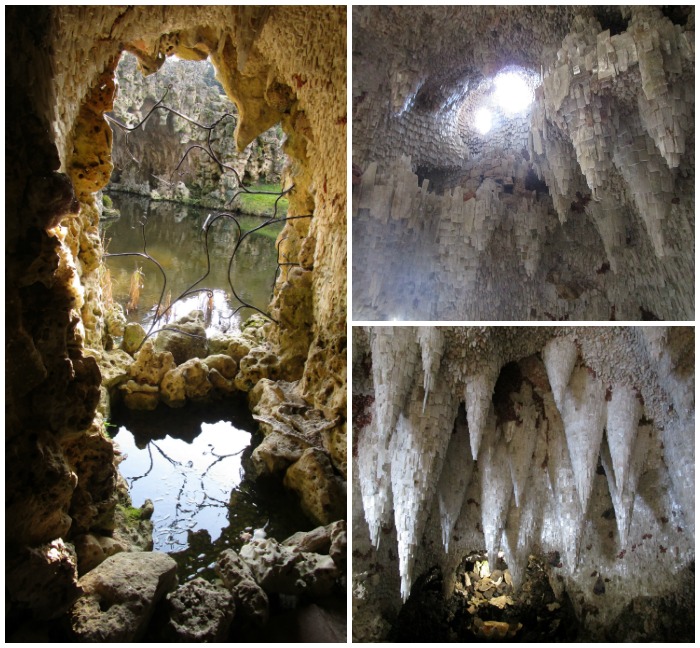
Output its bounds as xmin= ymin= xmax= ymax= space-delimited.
xmin=387 ymin=554 xmax=580 ymax=643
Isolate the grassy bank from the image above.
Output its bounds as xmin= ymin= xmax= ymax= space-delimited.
xmin=236 ymin=183 xmax=289 ymax=218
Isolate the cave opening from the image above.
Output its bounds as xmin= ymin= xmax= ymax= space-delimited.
xmin=92 ymin=45 xmax=321 ymax=590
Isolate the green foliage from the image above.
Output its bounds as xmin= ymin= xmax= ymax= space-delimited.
xmin=117 ymin=504 xmax=143 ymax=524
xmin=103 ymin=420 xmax=117 ymax=438
xmin=102 ymin=193 xmax=113 ymax=208
xmin=237 ymin=183 xmax=289 ymax=218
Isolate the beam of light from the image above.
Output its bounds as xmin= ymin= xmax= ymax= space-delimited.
xmin=494 ymin=70 xmax=534 ymax=115
xmin=474 ymin=107 xmax=492 ymax=135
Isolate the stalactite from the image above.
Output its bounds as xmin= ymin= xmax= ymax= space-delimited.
xmin=354 ymin=327 xmax=694 ymax=632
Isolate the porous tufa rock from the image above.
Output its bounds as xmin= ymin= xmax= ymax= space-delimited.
xmin=239 ymin=537 xmax=339 ymax=597
xmin=160 ymin=577 xmax=235 ymax=642
xmin=69 ymin=552 xmax=178 ymax=642
xmin=235 ymin=347 xmax=281 ymax=392
xmin=215 ymin=549 xmax=269 ymax=627
xmin=202 ymin=353 xmax=238 ymax=379
xmin=155 ymin=311 xmax=208 ymax=365
xmin=92 ymin=348 xmax=133 ymax=389
xmin=284 ymin=448 xmax=346 ymax=526
xmin=128 ymin=340 xmax=176 ymax=386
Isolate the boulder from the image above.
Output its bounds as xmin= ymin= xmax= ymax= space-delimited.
xmin=73 ymin=533 xmax=126 ymax=575
xmin=122 ymin=322 xmax=146 ymax=355
xmin=155 ymin=311 xmax=208 ymax=364
xmin=202 ymin=353 xmax=238 ymax=378
xmin=282 ymin=520 xmax=346 ymax=557
xmin=239 ymin=538 xmax=339 ymax=598
xmin=160 ymin=358 xmax=213 ymax=407
xmin=251 ymin=431 xmax=307 ymax=476
xmin=128 ymin=340 xmax=176 ymax=386
xmin=70 ymin=552 xmax=178 ymax=642
xmin=161 ymin=578 xmax=235 ymax=642
xmin=283 ymin=448 xmax=346 ymax=525
xmin=216 ymin=549 xmax=269 ymax=627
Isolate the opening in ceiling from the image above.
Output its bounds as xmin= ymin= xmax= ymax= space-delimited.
xmin=462 ymin=66 xmax=540 ymax=143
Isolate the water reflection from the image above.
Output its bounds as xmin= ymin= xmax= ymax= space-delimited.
xmin=115 ymin=422 xmax=250 ymax=551
xmin=111 ymin=401 xmax=314 ymax=580
xmin=101 ymin=193 xmax=284 ymax=334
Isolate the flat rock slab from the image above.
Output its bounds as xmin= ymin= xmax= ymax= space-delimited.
xmin=70 ymin=551 xmax=177 ymax=642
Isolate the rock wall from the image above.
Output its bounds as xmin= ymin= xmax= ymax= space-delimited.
xmin=352 ymin=6 xmax=694 ymax=320
xmin=6 ymin=5 xmax=345 ymax=630
xmin=108 ymin=54 xmax=285 ymax=207
xmin=352 ymin=326 xmax=694 ymax=641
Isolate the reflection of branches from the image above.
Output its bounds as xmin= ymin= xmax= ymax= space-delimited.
xmin=104 ymin=85 xmax=314 ymax=351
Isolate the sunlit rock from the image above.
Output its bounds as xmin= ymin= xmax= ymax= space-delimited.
xmin=239 ymin=537 xmax=339 ymax=598
xmin=284 ymin=448 xmax=346 ymax=526
xmin=129 ymin=340 xmax=176 ymax=386
xmin=70 ymin=552 xmax=177 ymax=642
xmin=155 ymin=311 xmax=208 ymax=365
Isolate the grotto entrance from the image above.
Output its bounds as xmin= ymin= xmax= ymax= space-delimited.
xmin=94 ymin=45 xmax=335 ymax=586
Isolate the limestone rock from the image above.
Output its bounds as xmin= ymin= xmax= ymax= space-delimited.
xmin=161 ymin=578 xmax=235 ymax=642
xmin=120 ymin=379 xmax=160 ymax=410
xmin=159 ymin=373 xmax=185 ymax=408
xmin=249 ymin=377 xmax=287 ymax=413
xmin=239 ymin=537 xmax=339 ymax=598
xmin=122 ymin=322 xmax=146 ymax=355
xmin=202 ymin=353 xmax=238 ymax=379
xmin=70 ymin=551 xmax=178 ymax=642
xmin=155 ymin=311 xmax=208 ymax=365
xmin=94 ymin=349 xmax=133 ymax=392
xmin=284 ymin=448 xmax=346 ymax=525
xmin=235 ymin=347 xmax=281 ymax=392
xmin=73 ymin=533 xmax=126 ymax=575
xmin=282 ymin=520 xmax=346 ymax=559
xmin=204 ymin=354 xmax=239 ymax=394
xmin=251 ymin=431 xmax=307 ymax=476
xmin=129 ymin=340 xmax=176 ymax=386
xmin=6 ymin=539 xmax=81 ymax=620
xmin=104 ymin=303 xmax=126 ymax=338
xmin=216 ymin=549 xmax=269 ymax=627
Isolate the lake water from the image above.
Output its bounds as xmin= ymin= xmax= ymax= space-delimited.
xmin=112 ymin=401 xmax=314 ymax=581
xmin=101 ymin=192 xmax=284 ymax=335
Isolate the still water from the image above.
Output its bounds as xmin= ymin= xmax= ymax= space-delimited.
xmin=101 ymin=192 xmax=284 ymax=334
xmin=112 ymin=401 xmax=314 ymax=581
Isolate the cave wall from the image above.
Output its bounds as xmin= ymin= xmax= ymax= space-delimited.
xmin=352 ymin=6 xmax=694 ymax=321
xmin=5 ymin=5 xmax=346 ymax=622
xmin=352 ymin=326 xmax=694 ymax=640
